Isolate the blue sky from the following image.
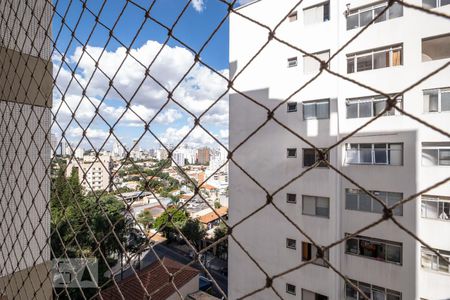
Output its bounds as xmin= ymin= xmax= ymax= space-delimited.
xmin=51 ymin=0 xmax=251 ymax=152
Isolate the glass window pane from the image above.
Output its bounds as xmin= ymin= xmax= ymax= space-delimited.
xmin=345 ymin=282 xmax=358 ymax=300
xmin=359 ymin=193 xmax=372 ymax=212
xmin=360 ymin=10 xmax=373 ymax=27
xmin=359 ymin=101 xmax=372 ymax=118
xmin=387 ymin=291 xmax=402 ymax=300
xmin=422 ymin=149 xmax=439 ymax=166
xmin=389 ymin=2 xmax=403 ymax=19
xmin=374 ymin=144 xmax=388 ymax=164
xmin=357 ymin=54 xmax=373 ymax=72
xmin=347 ymin=102 xmax=358 ymax=118
xmin=373 ymin=287 xmax=386 ymax=300
xmin=316 ymin=101 xmax=330 ymax=119
xmin=386 ymin=244 xmax=402 ymax=264
xmin=442 ymin=202 xmax=450 ymax=220
xmin=360 ymin=144 xmax=373 ymax=164
xmin=372 ymin=191 xmax=385 ymax=213
xmin=347 ymin=14 xmax=359 ymax=30
xmin=287 ymin=102 xmax=297 ymax=112
xmin=359 ymin=282 xmax=372 ymax=299
xmin=347 ymin=57 xmax=355 ymax=73
xmin=346 ymin=238 xmax=358 ymax=254
xmin=421 ymin=249 xmax=434 ymax=269
xmin=323 ymin=2 xmax=330 ymax=21
xmin=439 ymin=149 xmax=450 ymax=165
xmin=422 ymin=200 xmax=439 ymax=218
xmin=374 ymin=6 xmax=387 ymax=23
xmin=388 ymin=192 xmax=403 ymax=216
xmin=442 ymin=0 xmax=450 ymax=6
xmin=303 ymin=196 xmax=316 ymax=215
xmin=439 ymin=255 xmax=449 ymax=273
xmin=304 ymin=5 xmax=324 ymax=25
xmin=389 ymin=144 xmax=403 ymax=165
xmin=374 ymin=51 xmax=389 ymax=69
xmin=359 ymin=239 xmax=385 ymax=260
xmin=346 ymin=190 xmax=359 ymax=210
xmin=303 ymin=149 xmax=316 ymax=166
xmin=423 ymin=0 xmax=437 ymax=8
xmin=441 ymin=90 xmax=450 ymax=111
xmin=316 ymin=197 xmax=329 ymax=217
xmin=303 ymin=103 xmax=316 ymax=119
xmin=426 ymin=90 xmax=439 ymax=112
xmin=302 ymin=289 xmax=315 ymax=300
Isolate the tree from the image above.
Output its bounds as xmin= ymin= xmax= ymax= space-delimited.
xmin=153 ymin=207 xmax=189 ymax=241
xmin=181 ymin=219 xmax=206 ymax=249
xmin=137 ymin=210 xmax=153 ymax=230
xmin=213 ymin=222 xmax=228 ymax=260
xmin=214 ymin=201 xmax=222 ymax=209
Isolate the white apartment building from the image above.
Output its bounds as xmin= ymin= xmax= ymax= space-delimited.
xmin=229 ymin=1 xmax=450 ymax=300
xmin=66 ymin=155 xmax=113 ymax=192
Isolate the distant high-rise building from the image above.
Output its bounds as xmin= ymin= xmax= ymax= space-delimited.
xmin=66 ymin=155 xmax=113 ymax=192
xmin=196 ymin=147 xmax=210 ymax=165
xmin=112 ymin=141 xmax=125 ymax=158
xmin=229 ymin=1 xmax=450 ymax=300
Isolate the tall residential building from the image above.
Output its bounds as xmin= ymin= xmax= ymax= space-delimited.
xmin=196 ymin=147 xmax=211 ymax=165
xmin=229 ymin=1 xmax=450 ymax=300
xmin=0 ymin=0 xmax=53 ymax=298
xmin=66 ymin=155 xmax=113 ymax=192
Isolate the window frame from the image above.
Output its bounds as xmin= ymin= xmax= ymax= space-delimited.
xmin=303 ymin=1 xmax=330 ymax=26
xmin=422 ymin=0 xmax=450 ymax=8
xmin=345 ymin=279 xmax=402 ymax=300
xmin=287 ymin=102 xmax=298 ymax=112
xmin=423 ymin=87 xmax=450 ymax=113
xmin=421 ymin=195 xmax=450 ymax=221
xmin=421 ymin=246 xmax=450 ymax=274
xmin=345 ymin=143 xmax=403 ymax=166
xmin=287 ymin=193 xmax=297 ymax=204
xmin=288 ymin=11 xmax=298 ymax=22
xmin=347 ymin=44 xmax=403 ymax=73
xmin=301 ymin=289 xmax=328 ymax=300
xmin=345 ymin=189 xmax=403 ymax=216
xmin=346 ymin=1 xmax=403 ymax=30
xmin=302 ymin=195 xmax=330 ymax=218
xmin=422 ymin=33 xmax=450 ymax=62
xmin=422 ymin=145 xmax=450 ymax=166
xmin=286 ymin=283 xmax=296 ymax=295
xmin=303 ymin=50 xmax=330 ymax=75
xmin=346 ymin=94 xmax=402 ymax=118
xmin=302 ymin=99 xmax=330 ymax=120
xmin=287 ymin=57 xmax=298 ymax=68
xmin=345 ymin=234 xmax=403 ymax=265
xmin=287 ymin=148 xmax=297 ymax=158
xmin=302 ymin=148 xmax=329 ymax=168
xmin=286 ymin=238 xmax=297 ymax=250
xmin=301 ymin=241 xmax=329 ymax=268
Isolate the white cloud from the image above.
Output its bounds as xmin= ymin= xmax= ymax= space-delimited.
xmin=67 ymin=127 xmax=109 ymax=140
xmin=159 ymin=125 xmax=225 ymax=148
xmin=191 ymin=0 xmax=205 ymax=12
xmin=238 ymin=0 xmax=254 ymax=5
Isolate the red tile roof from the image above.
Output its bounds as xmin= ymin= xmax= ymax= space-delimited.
xmin=198 ymin=207 xmax=228 ymax=225
xmin=100 ymin=257 xmax=199 ymax=300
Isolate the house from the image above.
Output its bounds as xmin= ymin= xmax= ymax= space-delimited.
xmin=197 ymin=207 xmax=228 ymax=230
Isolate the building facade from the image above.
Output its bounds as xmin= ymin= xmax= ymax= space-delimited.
xmin=66 ymin=155 xmax=113 ymax=193
xmin=0 ymin=0 xmax=53 ymax=298
xmin=229 ymin=1 xmax=450 ymax=299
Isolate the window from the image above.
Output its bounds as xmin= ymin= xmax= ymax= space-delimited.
xmin=287 ymin=193 xmax=297 ymax=204
xmin=303 ymin=50 xmax=329 ymax=75
xmin=421 ymin=247 xmax=450 ymax=274
xmin=303 ymin=148 xmax=329 ymax=168
xmin=423 ymin=88 xmax=450 ymax=113
xmin=286 ymin=238 xmax=297 ymax=249
xmin=345 ymin=143 xmax=403 ymax=165
xmin=422 ymin=34 xmax=450 ymax=61
xmin=421 ymin=195 xmax=450 ymax=220
xmin=287 ymin=57 xmax=298 ymax=68
xmin=286 ymin=283 xmax=296 ymax=295
xmin=302 ymin=195 xmax=330 ymax=218
xmin=287 ymin=102 xmax=298 ymax=112
xmin=345 ymin=235 xmax=402 ymax=265
xmin=287 ymin=148 xmax=297 ymax=158
xmin=422 ymin=143 xmax=450 ymax=166
xmin=347 ymin=45 xmax=402 ymax=73
xmin=303 ymin=99 xmax=330 ymax=120
xmin=345 ymin=189 xmax=403 ymax=216
xmin=302 ymin=289 xmax=328 ymax=300
xmin=345 ymin=279 xmax=402 ymax=300
xmin=303 ymin=1 xmax=330 ymax=25
xmin=288 ymin=11 xmax=298 ymax=22
xmin=346 ymin=2 xmax=403 ymax=30
xmin=423 ymin=0 xmax=450 ymax=9
xmin=346 ymin=95 xmax=402 ymax=118
xmin=302 ymin=242 xmax=329 ymax=267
